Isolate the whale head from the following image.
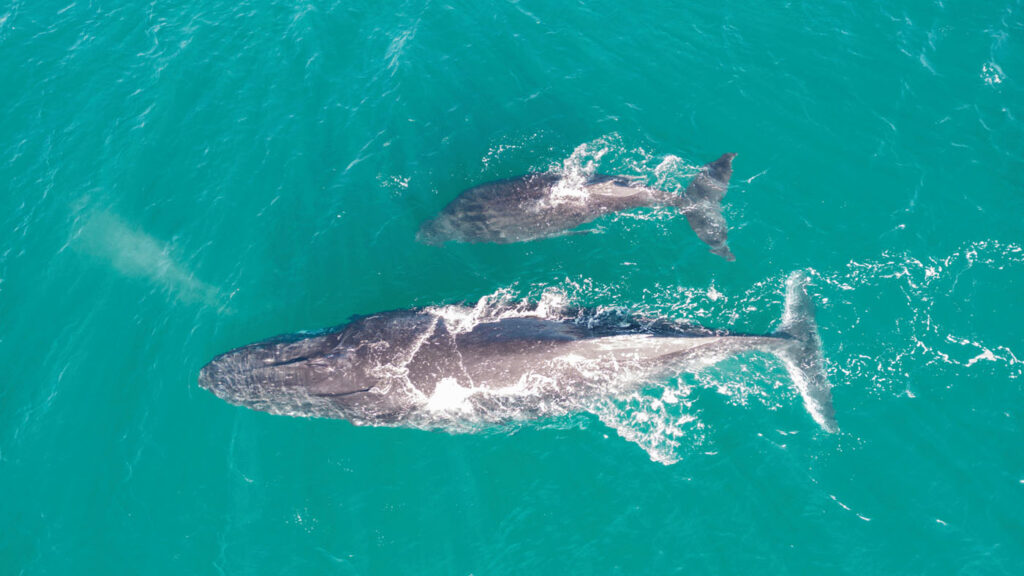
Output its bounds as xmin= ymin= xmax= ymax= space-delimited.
xmin=198 ymin=331 xmax=379 ymax=419
xmin=709 ymin=242 xmax=736 ymax=262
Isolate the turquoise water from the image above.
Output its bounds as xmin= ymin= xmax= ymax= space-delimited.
xmin=2 ymin=0 xmax=1023 ymax=573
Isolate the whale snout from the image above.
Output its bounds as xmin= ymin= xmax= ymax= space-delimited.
xmin=416 ymin=218 xmax=444 ymax=245
xmin=197 ymin=348 xmax=263 ymax=403
xmin=417 ymin=214 xmax=465 ymax=246
xmin=197 ymin=331 xmax=378 ymax=418
xmin=711 ymin=244 xmax=735 ymax=262
xmin=197 ymin=362 xmax=217 ymax=391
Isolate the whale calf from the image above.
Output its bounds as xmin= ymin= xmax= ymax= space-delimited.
xmin=417 ymin=153 xmax=738 ymax=260
xmin=199 ymin=273 xmax=837 ymax=434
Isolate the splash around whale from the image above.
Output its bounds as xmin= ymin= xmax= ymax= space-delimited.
xmin=417 ymin=153 xmax=738 ymax=261
xmin=199 ymin=273 xmax=837 ymax=441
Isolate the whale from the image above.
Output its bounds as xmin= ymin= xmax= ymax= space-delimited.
xmin=417 ymin=153 xmax=738 ymax=261
xmin=198 ymin=273 xmax=837 ymax=435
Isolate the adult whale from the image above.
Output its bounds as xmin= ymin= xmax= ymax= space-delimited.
xmin=199 ymin=273 xmax=837 ymax=434
xmin=417 ymin=153 xmax=738 ymax=261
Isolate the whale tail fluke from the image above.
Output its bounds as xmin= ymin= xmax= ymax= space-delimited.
xmin=677 ymin=153 xmax=736 ymax=261
xmin=772 ymin=272 xmax=838 ymax=432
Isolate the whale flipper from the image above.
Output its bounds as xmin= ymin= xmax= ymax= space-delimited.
xmin=773 ymin=271 xmax=837 ymax=432
xmin=679 ymin=153 xmax=736 ymax=261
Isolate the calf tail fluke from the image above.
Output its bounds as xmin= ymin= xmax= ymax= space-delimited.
xmin=680 ymin=153 xmax=736 ymax=261
xmin=773 ymin=271 xmax=838 ymax=432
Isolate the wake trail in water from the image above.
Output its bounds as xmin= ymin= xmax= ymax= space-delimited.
xmin=457 ymin=240 xmax=1023 ymax=464
xmin=813 ymin=240 xmax=1024 ymax=392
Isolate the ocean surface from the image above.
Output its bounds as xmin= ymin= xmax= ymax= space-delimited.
xmin=2 ymin=1 xmax=1022 ymax=573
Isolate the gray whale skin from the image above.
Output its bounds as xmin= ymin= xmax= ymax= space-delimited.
xmin=418 ymin=153 xmax=738 ymax=261
xmin=199 ymin=273 xmax=837 ymax=433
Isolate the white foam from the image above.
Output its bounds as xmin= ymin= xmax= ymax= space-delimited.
xmin=546 ymin=139 xmax=613 ymax=204
xmin=707 ymin=285 xmax=723 ymax=302
xmin=817 ymin=240 xmax=1024 ymax=389
xmin=966 ymin=349 xmax=998 ymax=367
xmin=982 ymin=61 xmax=1004 ymax=86
xmin=596 ymin=384 xmax=701 ymax=465
xmin=424 ymin=378 xmax=475 ymax=414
